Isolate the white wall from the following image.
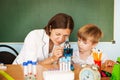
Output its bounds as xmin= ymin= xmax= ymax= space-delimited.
xmin=0 ymin=0 xmax=120 ymax=61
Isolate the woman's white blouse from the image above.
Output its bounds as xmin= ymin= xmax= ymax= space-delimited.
xmin=13 ymin=29 xmax=50 ymax=64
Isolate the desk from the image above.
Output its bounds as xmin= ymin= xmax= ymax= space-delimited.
xmin=0 ymin=65 xmax=24 ymax=80
xmin=0 ymin=64 xmax=112 ymax=80
xmin=0 ymin=64 xmax=57 ymax=80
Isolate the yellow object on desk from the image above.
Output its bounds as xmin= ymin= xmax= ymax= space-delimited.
xmin=0 ymin=70 xmax=14 ymax=80
xmin=92 ymin=49 xmax=102 ymax=61
xmin=92 ymin=49 xmax=102 ymax=68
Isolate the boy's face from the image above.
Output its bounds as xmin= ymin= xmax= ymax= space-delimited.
xmin=77 ymin=38 xmax=97 ymax=53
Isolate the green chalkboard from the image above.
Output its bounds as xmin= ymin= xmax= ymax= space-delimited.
xmin=0 ymin=0 xmax=114 ymax=42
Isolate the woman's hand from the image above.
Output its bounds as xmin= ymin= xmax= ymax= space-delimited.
xmin=52 ymin=46 xmax=64 ymax=60
xmin=38 ymin=46 xmax=64 ymax=65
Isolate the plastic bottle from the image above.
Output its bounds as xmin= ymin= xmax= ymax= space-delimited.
xmin=59 ymin=58 xmax=63 ymax=71
xmin=27 ymin=60 xmax=33 ymax=80
xmin=23 ymin=62 xmax=28 ymax=80
xmin=67 ymin=57 xmax=71 ymax=71
xmin=62 ymin=57 xmax=66 ymax=71
xmin=32 ymin=61 xmax=37 ymax=79
xmin=27 ymin=60 xmax=32 ymax=75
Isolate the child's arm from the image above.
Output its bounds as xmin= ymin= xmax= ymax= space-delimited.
xmin=103 ymin=60 xmax=116 ymax=67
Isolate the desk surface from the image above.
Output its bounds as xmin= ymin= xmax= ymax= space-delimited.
xmin=0 ymin=64 xmax=112 ymax=80
xmin=0 ymin=65 xmax=24 ymax=80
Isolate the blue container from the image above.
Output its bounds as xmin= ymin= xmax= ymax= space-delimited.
xmin=63 ymin=48 xmax=73 ymax=57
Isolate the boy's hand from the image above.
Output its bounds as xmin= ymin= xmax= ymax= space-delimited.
xmin=104 ymin=60 xmax=116 ymax=67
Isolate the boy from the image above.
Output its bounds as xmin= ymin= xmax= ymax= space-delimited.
xmin=72 ymin=24 xmax=114 ymax=67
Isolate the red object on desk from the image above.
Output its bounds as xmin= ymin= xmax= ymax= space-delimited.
xmin=94 ymin=60 xmax=101 ymax=67
xmin=94 ymin=60 xmax=101 ymax=73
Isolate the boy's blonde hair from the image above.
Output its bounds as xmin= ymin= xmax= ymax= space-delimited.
xmin=77 ymin=24 xmax=103 ymax=44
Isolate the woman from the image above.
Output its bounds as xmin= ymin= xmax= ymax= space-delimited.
xmin=13 ymin=13 xmax=74 ymax=65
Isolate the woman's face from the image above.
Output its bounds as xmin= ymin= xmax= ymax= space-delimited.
xmin=50 ymin=28 xmax=71 ymax=46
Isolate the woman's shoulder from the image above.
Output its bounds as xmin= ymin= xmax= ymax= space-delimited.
xmin=26 ymin=29 xmax=46 ymax=36
xmin=24 ymin=29 xmax=47 ymax=40
xmin=29 ymin=29 xmax=45 ymax=34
